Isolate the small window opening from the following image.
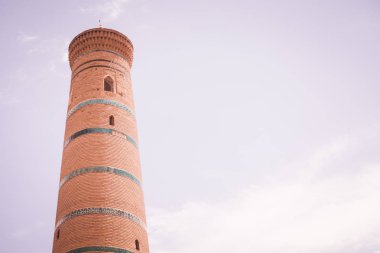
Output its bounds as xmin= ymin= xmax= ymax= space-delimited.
xmin=104 ymin=76 xmax=114 ymax=92
xmin=135 ymin=239 xmax=140 ymax=251
xmin=56 ymin=229 xmax=60 ymax=240
xmin=109 ymin=115 xmax=115 ymax=126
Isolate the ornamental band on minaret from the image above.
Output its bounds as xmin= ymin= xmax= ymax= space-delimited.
xmin=53 ymin=28 xmax=149 ymax=253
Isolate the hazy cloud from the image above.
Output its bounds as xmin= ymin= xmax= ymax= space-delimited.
xmin=149 ymin=131 xmax=380 ymax=253
xmin=10 ymin=221 xmax=45 ymax=239
xmin=79 ymin=0 xmax=131 ymax=22
xmin=0 ymin=91 xmax=20 ymax=106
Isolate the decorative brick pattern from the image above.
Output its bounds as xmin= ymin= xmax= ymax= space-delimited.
xmin=69 ymin=28 xmax=134 ymax=68
xmin=68 ymin=57 xmax=135 ymax=111
xmin=64 ymin=103 xmax=138 ymax=142
xmin=53 ymin=28 xmax=149 ymax=253
xmin=61 ymin=134 xmax=142 ymax=180
xmin=55 ymin=216 xmax=148 ymax=253
xmin=56 ymin=172 xmax=146 ymax=226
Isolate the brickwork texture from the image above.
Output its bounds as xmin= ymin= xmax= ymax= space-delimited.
xmin=53 ymin=28 xmax=149 ymax=253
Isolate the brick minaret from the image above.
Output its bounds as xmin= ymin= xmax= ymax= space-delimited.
xmin=53 ymin=28 xmax=149 ymax=253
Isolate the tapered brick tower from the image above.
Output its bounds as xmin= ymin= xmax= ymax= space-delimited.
xmin=53 ymin=28 xmax=149 ymax=253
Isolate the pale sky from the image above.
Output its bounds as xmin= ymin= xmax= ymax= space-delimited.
xmin=0 ymin=0 xmax=380 ymax=252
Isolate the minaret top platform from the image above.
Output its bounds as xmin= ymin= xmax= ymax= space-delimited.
xmin=68 ymin=28 xmax=134 ymax=69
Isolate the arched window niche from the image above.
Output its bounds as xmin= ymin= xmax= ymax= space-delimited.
xmin=104 ymin=76 xmax=114 ymax=92
xmin=109 ymin=115 xmax=115 ymax=126
xmin=135 ymin=239 xmax=140 ymax=251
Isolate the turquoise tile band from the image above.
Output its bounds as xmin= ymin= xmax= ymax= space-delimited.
xmin=64 ymin=128 xmax=138 ymax=148
xmin=67 ymin=246 xmax=133 ymax=253
xmin=60 ymin=166 xmax=141 ymax=189
xmin=67 ymin=98 xmax=135 ymax=119
xmin=56 ymin=207 xmax=147 ymax=231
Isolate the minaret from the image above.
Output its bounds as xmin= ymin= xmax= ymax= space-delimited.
xmin=53 ymin=27 xmax=149 ymax=253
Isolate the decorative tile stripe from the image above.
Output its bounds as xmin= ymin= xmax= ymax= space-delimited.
xmin=71 ymin=49 xmax=131 ymax=73
xmin=64 ymin=128 xmax=138 ymax=148
xmin=72 ymin=65 xmax=125 ymax=79
xmin=67 ymin=98 xmax=135 ymax=119
xmin=60 ymin=166 xmax=141 ymax=189
xmin=67 ymin=246 xmax=132 ymax=253
xmin=73 ymin=58 xmax=127 ymax=74
xmin=56 ymin=207 xmax=147 ymax=231
xmin=85 ymin=49 xmax=130 ymax=64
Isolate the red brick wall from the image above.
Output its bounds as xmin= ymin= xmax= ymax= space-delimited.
xmin=53 ymin=28 xmax=149 ymax=253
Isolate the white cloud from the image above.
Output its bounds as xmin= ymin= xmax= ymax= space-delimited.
xmin=148 ymin=132 xmax=380 ymax=253
xmin=61 ymin=40 xmax=70 ymax=63
xmin=80 ymin=0 xmax=131 ymax=22
xmin=61 ymin=51 xmax=69 ymax=63
xmin=17 ymin=34 xmax=38 ymax=43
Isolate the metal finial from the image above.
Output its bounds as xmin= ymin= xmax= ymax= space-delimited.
xmin=99 ymin=19 xmax=103 ymax=28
